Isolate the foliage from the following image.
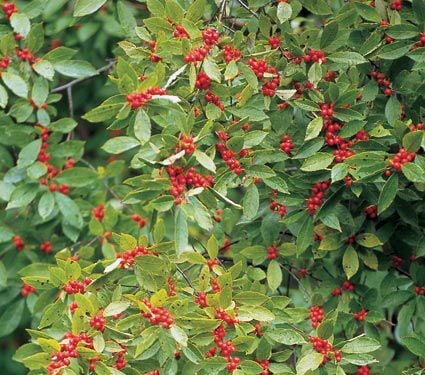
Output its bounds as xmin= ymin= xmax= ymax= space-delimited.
xmin=0 ymin=0 xmax=425 ymax=374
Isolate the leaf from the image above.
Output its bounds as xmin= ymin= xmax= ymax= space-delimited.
xmin=102 ymin=137 xmax=140 ymax=154
xmin=277 ymin=2 xmax=292 ymax=23
xmin=378 ymin=42 xmax=412 ymax=60
xmin=402 ymin=131 xmax=423 ymax=153
xmin=268 ymin=328 xmax=307 ymax=345
xmin=296 ymin=352 xmax=323 ymax=375
xmin=134 ymin=109 xmax=151 ymax=143
xmin=267 ymin=260 xmax=282 ymax=292
xmin=117 ymin=0 xmax=137 ymax=37
xmin=385 ymin=96 xmax=401 ymax=126
xmin=194 ymin=150 xmax=216 ymax=173
xmin=53 ymin=60 xmax=97 ymax=79
xmin=355 ymin=3 xmax=381 ymax=22
xmin=2 ymin=72 xmax=28 ymax=98
xmin=10 ymin=13 xmax=31 ymax=37
xmin=304 ymin=117 xmax=323 ymax=141
xmin=104 ymin=301 xmax=131 ymax=317
xmin=262 ymin=176 xmax=289 ymax=193
xmin=378 ymin=173 xmax=398 ymax=215
xmin=17 ymin=140 xmax=41 ymax=168
xmin=402 ymin=163 xmax=425 ymax=183
xmin=38 ymin=192 xmax=55 ymax=219
xmin=343 ymin=246 xmax=359 ymax=280
xmin=185 ymin=0 xmax=206 ymax=21
xmin=170 ymin=325 xmax=188 ymax=346
xmin=356 ymin=233 xmax=382 ymax=248
xmin=320 ymin=22 xmax=338 ymax=49
xmin=413 ymin=0 xmax=425 ymax=22
xmin=74 ymin=0 xmax=107 ymax=16
xmin=0 ymin=300 xmax=25 ymax=337
xmin=0 ymin=84 xmax=8 ymax=108
xmin=386 ymin=24 xmax=419 ymax=40
xmin=301 ymin=152 xmax=334 ymax=171
xmin=203 ymin=58 xmax=221 ymax=83
xmin=243 ymin=184 xmax=259 ymax=220
xmin=55 ymin=192 xmax=83 ymax=229
xmin=401 ymin=335 xmax=425 ymax=357
xmin=56 ymin=168 xmax=97 ymax=187
xmin=341 ymin=337 xmax=381 ymax=354
xmin=49 ymin=118 xmax=78 ymax=133
xmin=207 ymin=235 xmax=218 ymax=260
xmin=297 ymin=215 xmax=314 ymax=254
xmin=6 ymin=184 xmax=38 ymax=210
xmin=234 ymin=292 xmax=269 ymax=306
xmin=328 ymin=52 xmax=367 ymax=65
xmin=0 ymin=261 xmax=7 ymax=288
xmin=175 ymin=206 xmax=188 ymax=256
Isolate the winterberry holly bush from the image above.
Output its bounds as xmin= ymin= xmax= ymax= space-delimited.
xmin=1 ymin=0 xmax=425 ymax=374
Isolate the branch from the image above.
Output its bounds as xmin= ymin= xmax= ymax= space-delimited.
xmin=52 ymin=60 xmax=116 ymax=93
xmin=235 ymin=0 xmax=258 ymax=18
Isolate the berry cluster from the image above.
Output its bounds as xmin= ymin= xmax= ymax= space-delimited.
xmin=202 ymin=28 xmax=220 ymax=46
xmin=324 ymin=70 xmax=336 ymax=81
xmin=257 ymin=359 xmax=270 ymax=375
xmin=0 ymin=56 xmax=10 ymax=71
xmin=262 ymin=67 xmax=280 ymax=97
xmin=89 ymin=311 xmax=106 ymax=332
xmin=126 ymin=87 xmax=167 ymax=109
xmin=195 ymin=72 xmax=211 ymax=90
xmin=13 ymin=235 xmax=24 ymax=251
xmin=212 ymin=278 xmax=221 ymax=293
xmin=167 ymin=165 xmax=214 ymax=204
xmin=205 ymin=90 xmax=224 ymax=110
xmin=303 ymin=49 xmax=326 ymax=63
xmin=88 ymin=357 xmax=99 ymax=372
xmin=208 ymin=324 xmax=241 ymax=372
xmin=16 ymin=48 xmax=35 ymax=63
xmin=92 ymin=204 xmax=105 ymax=221
xmin=63 ymin=278 xmax=92 ymax=294
xmin=364 ymin=205 xmax=377 ymax=219
xmin=147 ymin=40 xmax=161 ymax=62
xmin=69 ymin=301 xmax=78 ymax=313
xmin=47 ymin=332 xmax=94 ymax=375
xmin=412 ymin=32 xmax=425 ymax=49
xmin=414 ymin=286 xmax=425 ymax=296
xmin=332 ymin=281 xmax=355 ymax=296
xmin=184 ymin=45 xmax=210 ymax=63
xmin=269 ymin=199 xmax=287 ymax=218
xmin=118 ymin=246 xmax=150 ymax=268
xmin=141 ymin=298 xmax=174 ymax=329
xmin=146 ymin=371 xmax=160 ymax=375
xmin=320 ymin=102 xmax=334 ymax=122
xmin=208 ymin=258 xmax=220 ymax=270
xmin=173 ymin=24 xmax=189 ymax=39
xmin=390 ymin=0 xmax=402 ymax=11
xmin=247 ymin=58 xmax=268 ymax=79
xmin=323 ymin=121 xmax=343 ymax=146
xmin=131 ymin=214 xmax=147 ymax=228
xmin=1 ymin=1 xmax=17 ymax=20
xmin=386 ymin=147 xmax=416 ymax=174
xmin=195 ymin=291 xmax=208 ymax=307
xmin=268 ymin=36 xmax=281 ymax=49
xmin=357 ymin=366 xmax=371 ymax=375
xmin=175 ymin=134 xmax=196 ymax=155
xmin=309 ymin=305 xmax=324 ymax=328
xmin=409 ymin=122 xmax=424 ymax=132
xmin=252 ymin=322 xmax=263 ymax=337
xmin=217 ymin=140 xmax=243 ymax=175
xmin=114 ymin=344 xmax=127 ymax=370
xmin=40 ymin=241 xmax=53 ymax=254
xmin=167 ymin=276 xmax=176 ymax=297
xmin=306 ymin=180 xmax=330 ymax=215
xmin=391 ymin=255 xmax=403 ymax=267
xmin=354 ymin=309 xmax=368 ymax=321
xmin=280 ymin=135 xmax=294 ymax=155
xmin=371 ymin=70 xmax=393 ymax=96
xmin=21 ymin=283 xmax=36 ymax=297
xmin=333 ymin=142 xmax=354 ymax=163
xmin=223 ymin=45 xmax=241 ymax=62
xmin=267 ymin=245 xmax=279 ymax=260
xmin=298 ymin=268 xmax=308 ymax=278
xmin=213 ymin=208 xmax=223 ymax=222
xmin=310 ymin=336 xmax=342 ymax=364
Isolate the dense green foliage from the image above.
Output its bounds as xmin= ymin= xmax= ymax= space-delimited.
xmin=1 ymin=0 xmax=425 ymax=374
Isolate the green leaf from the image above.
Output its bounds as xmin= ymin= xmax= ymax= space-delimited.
xmin=402 ymin=163 xmax=425 ymax=183
xmin=49 ymin=118 xmax=78 ymax=133
xmin=170 ymin=325 xmax=188 ymax=346
xmin=0 ymin=261 xmax=7 ymax=288
xmin=55 ymin=192 xmax=83 ymax=229
xmin=401 ymin=335 xmax=425 ymax=357
xmin=386 ymin=24 xmax=419 ymax=40
xmin=378 ymin=42 xmax=412 ymax=60
xmin=234 ymin=292 xmax=269 ymax=306
xmin=385 ymin=96 xmax=401 ymax=126
xmin=304 ymin=117 xmax=323 ymax=141
xmin=6 ymin=184 xmax=38 ymax=210
xmin=2 ymin=72 xmax=28 ymax=98
xmin=268 ymin=328 xmax=307 ymax=345
xmin=341 ymin=337 xmax=381 ymax=354
xmin=175 ymin=206 xmax=188 ymax=256
xmin=56 ymin=168 xmax=97 ymax=187
xmin=10 ymin=13 xmax=31 ymax=37
xmin=413 ymin=0 xmax=425 ymax=22
xmin=33 ymin=60 xmax=55 ymax=81
xmin=104 ymin=301 xmax=131 ymax=317
xmin=203 ymin=58 xmax=221 ymax=83
xmin=267 ymin=260 xmax=282 ymax=292
xmin=117 ymin=0 xmax=137 ymax=37
xmin=0 ymin=84 xmax=8 ymax=108
xmin=185 ymin=0 xmax=206 ymax=21
xmin=102 ymin=136 xmax=140 ymax=154
xmin=0 ymin=300 xmax=25 ymax=337
xmin=301 ymin=152 xmax=334 ymax=171
xmin=262 ymin=176 xmax=289 ymax=194
xmin=74 ymin=0 xmax=107 ymax=16
xmin=133 ymin=109 xmax=151 ymax=144
xmin=296 ymin=352 xmax=323 ymax=375
xmin=194 ymin=150 xmax=216 ymax=173
xmin=320 ymin=22 xmax=338 ymax=49
xmin=343 ymin=246 xmax=359 ymax=280
xmin=17 ymin=140 xmax=41 ymax=168
xmin=378 ymin=173 xmax=398 ymax=215
xmin=355 ymin=3 xmax=381 ymax=22
xmin=207 ymin=235 xmax=218 ymax=260
xmin=277 ymin=2 xmax=292 ymax=23
xmin=38 ymin=192 xmax=55 ymax=219
xmin=243 ymin=184 xmax=259 ymax=220
xmin=356 ymin=233 xmax=382 ymax=248
xmin=53 ymin=60 xmax=97 ymax=79
xmin=26 ymin=23 xmax=44 ymax=53
xmin=297 ymin=215 xmax=314 ymax=253
xmin=402 ymin=131 xmax=423 ymax=153
xmin=328 ymin=52 xmax=367 ymax=65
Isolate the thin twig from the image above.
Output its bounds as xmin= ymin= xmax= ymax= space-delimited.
xmin=280 ymin=263 xmax=311 ymax=298
xmin=235 ymin=0 xmax=258 ymax=18
xmin=218 ymin=0 xmax=227 ymax=22
xmin=176 ymin=265 xmax=197 ymax=293
xmin=52 ymin=60 xmax=116 ymax=93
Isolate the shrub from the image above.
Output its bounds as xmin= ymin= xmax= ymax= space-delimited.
xmin=0 ymin=0 xmax=424 ymax=374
